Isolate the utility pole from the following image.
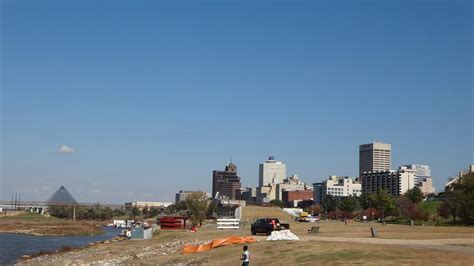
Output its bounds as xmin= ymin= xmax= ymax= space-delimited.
xmin=73 ymin=205 xmax=76 ymax=221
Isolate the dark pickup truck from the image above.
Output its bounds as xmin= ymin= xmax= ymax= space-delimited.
xmin=250 ymin=218 xmax=290 ymax=235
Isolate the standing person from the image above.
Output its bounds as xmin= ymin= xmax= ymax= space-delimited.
xmin=240 ymin=245 xmax=250 ymax=266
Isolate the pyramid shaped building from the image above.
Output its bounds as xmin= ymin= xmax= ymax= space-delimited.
xmin=47 ymin=185 xmax=78 ymax=205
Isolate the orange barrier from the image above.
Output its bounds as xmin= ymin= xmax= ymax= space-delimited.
xmin=182 ymin=236 xmax=256 ymax=254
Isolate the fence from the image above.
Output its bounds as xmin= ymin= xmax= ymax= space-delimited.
xmin=131 ymin=227 xmax=154 ymax=240
xmin=217 ymin=218 xmax=240 ymax=229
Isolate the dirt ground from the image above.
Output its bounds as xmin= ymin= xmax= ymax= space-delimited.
xmin=19 ymin=220 xmax=474 ymax=265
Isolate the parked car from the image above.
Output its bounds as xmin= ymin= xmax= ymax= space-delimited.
xmin=251 ymin=218 xmax=290 ymax=235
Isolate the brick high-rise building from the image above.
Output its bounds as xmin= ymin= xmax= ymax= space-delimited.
xmin=212 ymin=162 xmax=242 ymax=200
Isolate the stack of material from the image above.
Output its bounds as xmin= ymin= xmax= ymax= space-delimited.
xmin=266 ymin=230 xmax=300 ymax=241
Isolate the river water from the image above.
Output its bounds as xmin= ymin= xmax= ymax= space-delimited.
xmin=0 ymin=226 xmax=122 ymax=265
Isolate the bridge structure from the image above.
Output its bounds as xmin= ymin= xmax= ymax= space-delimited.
xmin=0 ymin=200 xmax=124 ymax=211
xmin=1 ymin=200 xmax=125 ymax=221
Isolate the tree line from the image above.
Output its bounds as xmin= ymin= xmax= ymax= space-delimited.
xmin=301 ymin=171 xmax=474 ymax=225
xmin=49 ymin=204 xmax=162 ymax=221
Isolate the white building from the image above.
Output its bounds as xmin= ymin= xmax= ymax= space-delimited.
xmin=259 ymin=156 xmax=286 ymax=187
xmin=402 ymin=165 xmax=435 ymax=195
xmin=445 ymin=164 xmax=474 ymax=190
xmin=125 ymin=201 xmax=173 ymax=211
xmin=313 ymin=176 xmax=361 ymax=204
xmin=361 ymin=166 xmax=416 ymax=196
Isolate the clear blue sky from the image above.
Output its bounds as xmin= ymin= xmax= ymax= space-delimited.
xmin=1 ymin=0 xmax=472 ymax=203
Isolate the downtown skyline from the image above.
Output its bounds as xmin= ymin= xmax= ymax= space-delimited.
xmin=1 ymin=0 xmax=472 ymax=203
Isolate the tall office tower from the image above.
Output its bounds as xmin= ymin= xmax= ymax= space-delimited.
xmin=359 ymin=142 xmax=391 ymax=176
xmin=212 ymin=162 xmax=242 ymax=200
xmin=259 ymin=156 xmax=286 ymax=187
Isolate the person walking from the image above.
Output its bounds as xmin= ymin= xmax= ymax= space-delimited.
xmin=240 ymin=245 xmax=250 ymax=266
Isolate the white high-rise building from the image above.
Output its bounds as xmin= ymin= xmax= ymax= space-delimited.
xmin=259 ymin=156 xmax=286 ymax=187
xmin=359 ymin=142 xmax=391 ymax=176
xmin=402 ymin=164 xmax=435 ymax=195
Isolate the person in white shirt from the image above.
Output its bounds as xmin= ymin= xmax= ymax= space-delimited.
xmin=240 ymin=245 xmax=250 ymax=266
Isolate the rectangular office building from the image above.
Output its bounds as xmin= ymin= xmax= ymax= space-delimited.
xmin=361 ymin=166 xmax=415 ymax=196
xmin=359 ymin=142 xmax=391 ymax=176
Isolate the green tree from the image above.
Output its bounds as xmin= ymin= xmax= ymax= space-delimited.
xmin=439 ymin=193 xmax=461 ymax=223
xmin=458 ymin=172 xmax=474 ymax=224
xmin=148 ymin=208 xmax=159 ymax=218
xmin=338 ymin=196 xmax=360 ymax=213
xmin=322 ymin=194 xmax=337 ymax=212
xmin=142 ymin=205 xmax=149 ymax=217
xmin=104 ymin=207 xmax=113 ymax=220
xmin=49 ymin=205 xmax=72 ymax=219
xmin=185 ymin=192 xmax=209 ymax=226
xmin=207 ymin=200 xmax=218 ymax=217
xmin=375 ymin=189 xmax=395 ymax=219
xmin=405 ymin=187 xmax=424 ymax=204
xmin=131 ymin=206 xmax=140 ymax=222
xmin=165 ymin=204 xmax=178 ymax=215
xmin=269 ymin=199 xmax=286 ymax=208
xmin=113 ymin=209 xmax=125 ymax=217
xmin=395 ymin=195 xmax=413 ymax=219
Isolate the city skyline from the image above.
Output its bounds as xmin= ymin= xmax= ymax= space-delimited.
xmin=2 ymin=0 xmax=472 ymax=203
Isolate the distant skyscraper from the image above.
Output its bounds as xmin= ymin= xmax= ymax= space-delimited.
xmin=212 ymin=162 xmax=242 ymax=200
xmin=259 ymin=156 xmax=286 ymax=187
xmin=359 ymin=142 xmax=391 ymax=176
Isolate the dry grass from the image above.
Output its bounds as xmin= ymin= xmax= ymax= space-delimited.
xmin=0 ymin=212 xmax=103 ymax=236
xmin=288 ymin=220 xmax=474 ymax=239
xmin=241 ymin=206 xmax=293 ymax=223
xmin=157 ymin=239 xmax=474 ymax=265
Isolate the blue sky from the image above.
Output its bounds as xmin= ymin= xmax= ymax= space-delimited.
xmin=1 ymin=0 xmax=472 ymax=203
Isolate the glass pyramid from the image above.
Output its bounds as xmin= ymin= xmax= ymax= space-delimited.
xmin=47 ymin=185 xmax=78 ymax=205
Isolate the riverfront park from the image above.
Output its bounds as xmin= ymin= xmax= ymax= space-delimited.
xmin=7 ymin=206 xmax=474 ymax=265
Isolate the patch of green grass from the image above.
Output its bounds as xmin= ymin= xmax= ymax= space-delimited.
xmin=418 ymin=201 xmax=442 ymax=214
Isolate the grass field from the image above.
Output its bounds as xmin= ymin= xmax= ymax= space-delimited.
xmin=418 ymin=201 xmax=442 ymax=214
